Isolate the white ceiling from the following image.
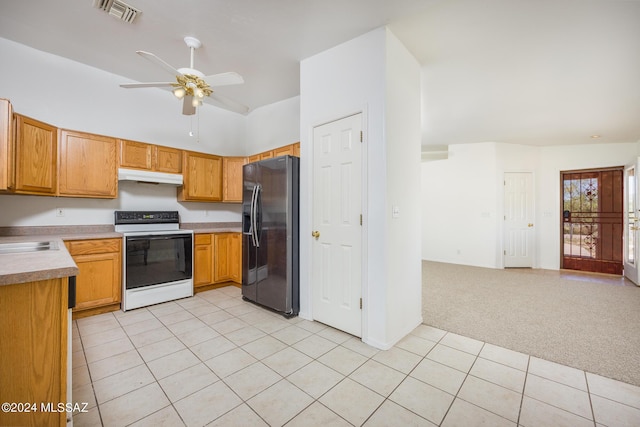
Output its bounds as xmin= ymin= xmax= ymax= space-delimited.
xmin=1 ymin=0 xmax=639 ymax=147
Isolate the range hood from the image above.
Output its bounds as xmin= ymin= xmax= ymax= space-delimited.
xmin=118 ymin=168 xmax=183 ymax=185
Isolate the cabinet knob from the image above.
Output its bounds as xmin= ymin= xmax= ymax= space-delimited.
xmin=311 ymin=231 xmax=320 ymax=240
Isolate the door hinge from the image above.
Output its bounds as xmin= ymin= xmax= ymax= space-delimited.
xmin=360 ymin=298 xmax=362 ymax=309
xmin=360 ymin=214 xmax=363 ymax=225
xmin=504 ymin=250 xmax=506 ymax=255
xmin=360 ymin=131 xmax=363 ymax=142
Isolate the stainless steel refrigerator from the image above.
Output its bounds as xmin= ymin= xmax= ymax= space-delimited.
xmin=242 ymin=155 xmax=299 ymax=317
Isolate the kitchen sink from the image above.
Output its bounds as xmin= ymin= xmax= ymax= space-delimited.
xmin=0 ymin=241 xmax=59 ymax=254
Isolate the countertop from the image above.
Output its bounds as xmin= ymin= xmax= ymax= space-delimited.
xmin=0 ymin=237 xmax=79 ymax=286
xmin=0 ymin=223 xmax=241 ymax=286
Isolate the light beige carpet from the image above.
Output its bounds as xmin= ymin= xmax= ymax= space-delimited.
xmin=422 ymin=261 xmax=640 ymax=387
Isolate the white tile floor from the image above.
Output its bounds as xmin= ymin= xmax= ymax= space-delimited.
xmin=71 ymin=286 xmax=640 ymax=427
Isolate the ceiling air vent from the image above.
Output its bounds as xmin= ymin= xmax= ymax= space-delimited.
xmin=93 ymin=0 xmax=141 ymax=24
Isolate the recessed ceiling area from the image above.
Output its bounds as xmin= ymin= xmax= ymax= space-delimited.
xmin=0 ymin=0 xmax=638 ymax=147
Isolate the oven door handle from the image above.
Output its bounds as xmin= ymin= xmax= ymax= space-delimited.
xmin=126 ymin=235 xmax=188 ymax=242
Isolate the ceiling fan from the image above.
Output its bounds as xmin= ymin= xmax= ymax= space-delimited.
xmin=120 ymin=36 xmax=247 ymax=115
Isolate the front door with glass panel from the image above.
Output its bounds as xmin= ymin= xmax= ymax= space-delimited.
xmin=624 ymin=160 xmax=639 ymax=285
xmin=561 ymin=168 xmax=624 ymax=275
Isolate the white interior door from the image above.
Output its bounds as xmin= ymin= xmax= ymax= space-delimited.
xmin=504 ymin=172 xmax=534 ymax=268
xmin=624 ymin=159 xmax=639 ymax=285
xmin=311 ymin=114 xmax=362 ymax=337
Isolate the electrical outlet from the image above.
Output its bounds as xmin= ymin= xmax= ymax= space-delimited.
xmin=55 ymin=208 xmax=65 ymax=217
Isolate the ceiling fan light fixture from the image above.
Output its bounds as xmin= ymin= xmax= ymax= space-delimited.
xmin=173 ymin=87 xmax=186 ymax=99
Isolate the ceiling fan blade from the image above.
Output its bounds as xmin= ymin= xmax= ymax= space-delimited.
xmin=203 ymin=72 xmax=244 ymax=87
xmin=120 ymin=82 xmax=174 ymax=88
xmin=182 ymin=96 xmax=196 ymax=115
xmin=136 ymin=51 xmax=182 ymax=77
xmin=208 ymin=92 xmax=250 ymax=114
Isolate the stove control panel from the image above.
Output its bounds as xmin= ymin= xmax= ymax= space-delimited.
xmin=115 ymin=211 xmax=180 ymax=225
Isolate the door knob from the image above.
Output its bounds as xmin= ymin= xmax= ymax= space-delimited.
xmin=312 ymin=231 xmax=320 ymax=240
xmin=528 ymin=223 xmax=534 ymax=227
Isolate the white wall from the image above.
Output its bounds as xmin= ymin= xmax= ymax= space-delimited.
xmin=301 ymin=27 xmax=422 ymax=348
xmin=246 ymin=96 xmax=300 ymax=153
xmin=0 ymin=38 xmax=246 ymax=156
xmin=0 ymin=38 xmax=299 ymax=227
xmin=384 ymin=30 xmax=423 ymax=346
xmin=422 ymin=141 xmax=639 ymax=270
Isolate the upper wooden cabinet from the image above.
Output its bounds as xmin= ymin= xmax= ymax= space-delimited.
xmin=59 ymin=130 xmax=118 ymax=198
xmin=178 ymin=150 xmax=223 ymax=202
xmin=119 ymin=139 xmax=182 ymax=174
xmin=273 ymin=144 xmax=294 ymax=157
xmin=155 ymin=145 xmax=182 ymax=174
xmin=0 ymin=99 xmax=12 ymax=191
xmin=223 ymin=156 xmax=247 ymax=203
xmin=247 ymin=142 xmax=300 ymax=164
xmin=13 ymin=114 xmax=58 ymax=195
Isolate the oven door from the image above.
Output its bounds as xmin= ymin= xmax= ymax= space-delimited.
xmin=124 ymin=232 xmax=193 ymax=290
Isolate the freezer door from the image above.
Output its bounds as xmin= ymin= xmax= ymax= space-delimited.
xmin=242 ymin=163 xmax=258 ymax=301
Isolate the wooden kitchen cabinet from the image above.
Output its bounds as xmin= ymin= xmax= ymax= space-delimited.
xmin=214 ymin=233 xmax=231 ymax=282
xmin=214 ymin=232 xmax=242 ymax=284
xmin=193 ymin=232 xmax=242 ymax=290
xmin=155 ymin=145 xmax=182 ymax=173
xmin=13 ymin=114 xmax=58 ymax=195
xmin=229 ymin=232 xmax=242 ymax=283
xmin=59 ymin=130 xmax=118 ymax=198
xmin=65 ymin=238 xmax=121 ymax=316
xmin=273 ymin=144 xmax=294 ymax=157
xmin=119 ymin=139 xmax=182 ymax=174
xmin=223 ymin=156 xmax=247 ymax=203
xmin=178 ymin=151 xmax=223 ymax=202
xmin=247 ymin=153 xmax=261 ymax=163
xmin=0 ymin=277 xmax=69 ymax=427
xmin=292 ymin=141 xmax=300 ymax=157
xmin=260 ymin=150 xmax=274 ymax=160
xmin=194 ymin=233 xmax=213 ymax=288
xmin=0 ymin=99 xmax=12 ymax=191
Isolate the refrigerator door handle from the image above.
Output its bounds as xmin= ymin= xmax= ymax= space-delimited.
xmin=250 ymin=184 xmax=260 ymax=247
xmin=255 ymin=184 xmax=262 ymax=247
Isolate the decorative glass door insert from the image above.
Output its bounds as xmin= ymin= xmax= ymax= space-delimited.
xmin=561 ymin=168 xmax=623 ymax=274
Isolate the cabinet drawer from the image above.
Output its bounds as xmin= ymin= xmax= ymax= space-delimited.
xmin=195 ymin=234 xmax=212 ymax=245
xmin=65 ymin=238 xmax=121 ymax=256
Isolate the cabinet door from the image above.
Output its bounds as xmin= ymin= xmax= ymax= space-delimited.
xmin=194 ymin=234 xmax=213 ymax=287
xmin=273 ymin=144 xmax=294 ymax=157
xmin=214 ymin=233 xmax=231 ymax=282
xmin=229 ymin=233 xmax=242 ymax=283
xmin=59 ymin=130 xmax=118 ymax=198
xmin=13 ymin=114 xmax=57 ymax=195
xmin=247 ymin=154 xmax=260 ymax=163
xmin=179 ymin=151 xmax=223 ymax=201
xmin=223 ymin=157 xmax=247 ymax=203
xmin=119 ymin=139 xmax=153 ymax=170
xmin=0 ymin=99 xmax=12 ymax=191
xmin=154 ymin=145 xmax=182 ymax=174
xmin=0 ymin=277 xmax=68 ymax=427
xmin=72 ymin=252 xmax=122 ymax=310
xmin=292 ymin=142 xmax=300 ymax=157
xmin=65 ymin=239 xmax=122 ymax=311
xmin=260 ymin=150 xmax=274 ymax=160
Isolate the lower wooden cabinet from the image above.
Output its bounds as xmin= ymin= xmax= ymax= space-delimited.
xmin=0 ymin=277 xmax=69 ymax=427
xmin=64 ymin=238 xmax=121 ymax=314
xmin=194 ymin=234 xmax=213 ymax=287
xmin=194 ymin=232 xmax=242 ymax=289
